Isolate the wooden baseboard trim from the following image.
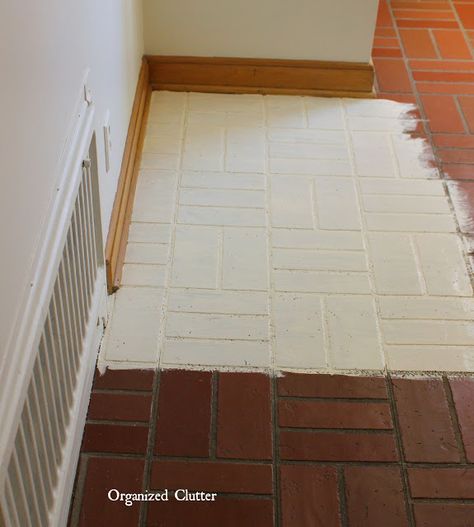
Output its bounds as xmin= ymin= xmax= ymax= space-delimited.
xmin=147 ymin=55 xmax=375 ymax=98
xmin=105 ymin=58 xmax=151 ymax=294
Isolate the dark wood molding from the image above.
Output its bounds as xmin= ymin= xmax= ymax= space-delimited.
xmin=105 ymin=57 xmax=151 ymax=293
xmin=147 ymin=55 xmax=375 ymax=98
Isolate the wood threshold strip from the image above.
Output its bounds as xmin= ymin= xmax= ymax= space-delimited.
xmin=105 ymin=54 xmax=374 ymax=294
xmin=105 ymin=57 xmax=151 ymax=293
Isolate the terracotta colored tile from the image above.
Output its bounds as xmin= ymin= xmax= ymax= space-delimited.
xmin=433 ymin=30 xmax=473 ymax=59
xmin=456 ymin=4 xmax=474 ymax=29
xmin=408 ymin=467 xmax=474 ymax=498
xmin=78 ymin=457 xmax=144 ymax=527
xmin=394 ymin=9 xmax=455 ymax=20
xmin=93 ymin=368 xmax=155 ymax=391
xmin=377 ymin=93 xmax=418 ymax=104
xmin=82 ymin=423 xmax=149 ymax=454
xmin=155 ymin=370 xmax=212 ymax=457
xmin=392 ymin=378 xmax=460 ymax=462
xmin=217 ymin=373 xmax=272 ymax=460
xmin=280 ymin=465 xmax=340 ymax=527
xmin=400 ymin=29 xmax=438 ymax=58
xmin=443 ymin=162 xmax=474 ymax=179
xmin=449 ymin=377 xmax=474 ymax=461
xmin=150 ymin=460 xmax=273 ymax=494
xmin=397 ymin=19 xmax=458 ymax=28
xmin=373 ymin=37 xmax=400 ymax=48
xmin=279 ymin=430 xmax=398 ymax=461
xmin=434 ymin=134 xmax=474 ymax=148
xmin=278 ymin=373 xmax=388 ymax=399
xmin=373 ymin=59 xmax=413 ymax=92
xmin=392 ymin=2 xmax=450 ymax=10
xmin=446 ymin=180 xmax=474 ymax=232
xmin=345 ymin=466 xmax=409 ymax=527
xmin=414 ymin=70 xmax=474 ymax=82
xmin=376 ymin=28 xmax=397 ymax=37
xmin=420 ymin=94 xmax=465 ymax=132
xmin=278 ymin=400 xmax=392 ymax=430
xmin=413 ymin=503 xmax=474 ymax=527
xmin=146 ymin=497 xmax=274 ymax=527
xmin=410 ymin=59 xmax=474 ymax=71
xmin=87 ymin=392 xmax=152 ymax=422
xmin=373 ymin=48 xmax=404 ymax=58
xmin=439 ymin=148 xmax=474 ymax=163
xmin=417 ymin=81 xmax=474 ymax=94
xmin=459 ymin=96 xmax=474 ymax=133
xmin=377 ymin=0 xmax=393 ymax=28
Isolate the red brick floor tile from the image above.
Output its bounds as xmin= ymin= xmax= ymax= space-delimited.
xmin=392 ymin=378 xmax=460 ymax=462
xmin=377 ymin=0 xmax=393 ymax=28
xmin=150 ymin=460 xmax=273 ymax=494
xmin=154 ymin=370 xmax=212 ymax=457
xmin=408 ymin=467 xmax=474 ymax=498
xmin=446 ymin=180 xmax=474 ymax=232
xmin=443 ymin=162 xmax=474 ymax=179
xmin=455 ymin=3 xmax=474 ymax=29
xmin=280 ymin=465 xmax=340 ymax=527
xmin=420 ymin=94 xmax=465 ymax=132
xmin=459 ymin=96 xmax=474 ymax=133
xmin=414 ymin=70 xmax=474 ymax=82
xmin=146 ymin=497 xmax=274 ymax=527
xmin=217 ymin=372 xmax=272 ymax=460
xmin=78 ymin=457 xmax=145 ymax=527
xmin=438 ymin=148 xmax=474 ymax=163
xmin=410 ymin=59 xmax=474 ymax=71
xmin=373 ymin=58 xmax=413 ymax=92
xmin=279 ymin=430 xmax=398 ymax=462
xmin=93 ymin=368 xmax=155 ymax=391
xmin=399 ymin=29 xmax=438 ymax=58
xmin=376 ymin=27 xmax=397 ymax=37
xmin=278 ymin=400 xmax=392 ymax=430
xmin=417 ymin=81 xmax=474 ymax=94
xmin=392 ymin=2 xmax=450 ymax=9
xmin=82 ymin=423 xmax=149 ymax=454
xmin=397 ymin=19 xmax=459 ymax=29
xmin=413 ymin=503 xmax=474 ymax=527
xmin=344 ymin=466 xmax=409 ymax=527
xmin=377 ymin=93 xmax=418 ymax=105
xmin=87 ymin=392 xmax=152 ymax=422
xmin=373 ymin=48 xmax=404 ymax=58
xmin=373 ymin=37 xmax=400 ymax=48
xmin=433 ymin=134 xmax=474 ymax=148
xmin=278 ymin=373 xmax=388 ymax=398
xmin=449 ymin=377 xmax=474 ymax=461
xmin=394 ymin=10 xmax=455 ymax=21
xmin=433 ymin=30 xmax=473 ymax=58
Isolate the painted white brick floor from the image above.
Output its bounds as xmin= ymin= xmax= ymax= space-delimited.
xmin=99 ymin=92 xmax=474 ymax=373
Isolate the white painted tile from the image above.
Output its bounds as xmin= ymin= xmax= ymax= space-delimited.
xmin=128 ymin=223 xmax=172 ymax=244
xmin=382 ymin=320 xmax=474 ymax=346
xmin=273 ymin=248 xmax=367 ymax=271
xmin=359 ymin=178 xmax=445 ymax=196
xmin=363 ymin=195 xmax=450 ymax=214
xmin=415 ymin=234 xmax=473 ymax=296
xmin=272 ymin=228 xmax=364 ymax=251
xmin=178 ymin=206 xmax=265 ymax=227
xmin=271 ymin=176 xmax=315 ymax=229
xmin=225 ymin=126 xmax=265 ymax=173
xmin=168 ymin=289 xmax=268 ymax=315
xmin=183 ymin=124 xmax=225 ymax=171
xmin=352 ymin=132 xmax=395 ymax=177
xmin=267 ymin=128 xmax=346 ymax=144
xmin=180 ymin=188 xmax=265 ymax=208
xmin=171 ymin=225 xmax=219 ymax=288
xmin=305 ymin=98 xmax=345 ymax=129
xmin=181 ymin=171 xmax=265 ymax=190
xmin=189 ymin=92 xmax=263 ymax=113
xmin=274 ymin=271 xmax=371 ymax=294
xmin=314 ymin=177 xmax=361 ymax=230
xmin=143 ymin=134 xmax=182 ymax=155
xmin=368 ymin=233 xmax=422 ymax=294
xmin=268 ymin=142 xmax=348 ymax=160
xmin=265 ymin=96 xmax=306 ymax=128
xmin=104 ymin=287 xmax=163 ymax=362
xmin=344 ymin=98 xmax=414 ymax=119
xmin=125 ymin=243 xmax=169 ymax=265
xmin=166 ymin=312 xmax=268 ymax=340
xmin=132 ymin=170 xmax=178 ymax=223
xmin=379 ymin=296 xmax=474 ymax=321
xmin=269 ymin=158 xmax=352 ymax=176
xmin=325 ymin=295 xmax=383 ymax=369
xmin=273 ymin=293 xmax=326 ymax=368
xmin=365 ymin=213 xmax=456 ymax=232
xmin=122 ymin=264 xmax=167 ymax=288
xmin=386 ymin=346 xmax=474 ymax=372
xmin=391 ymin=135 xmax=438 ymax=179
xmin=162 ymin=339 xmax=270 ymax=368
xmin=222 ymin=228 xmax=268 ymax=290
xmin=140 ymin=153 xmax=180 ymax=170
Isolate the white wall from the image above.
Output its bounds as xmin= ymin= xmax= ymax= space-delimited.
xmin=0 ymin=1 xmax=144 ymax=357
xmin=143 ymin=0 xmax=378 ymax=62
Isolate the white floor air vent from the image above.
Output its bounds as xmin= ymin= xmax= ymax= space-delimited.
xmin=0 ymin=80 xmax=107 ymax=526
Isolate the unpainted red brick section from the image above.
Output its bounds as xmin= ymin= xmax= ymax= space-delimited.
xmin=69 ymin=370 xmax=474 ymax=526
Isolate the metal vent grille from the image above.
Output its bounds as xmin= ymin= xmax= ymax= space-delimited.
xmin=1 ymin=150 xmax=103 ymax=526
